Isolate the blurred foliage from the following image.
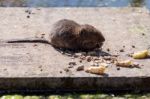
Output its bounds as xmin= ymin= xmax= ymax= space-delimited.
xmin=130 ymin=0 xmax=145 ymax=7
xmin=0 ymin=0 xmax=27 ymax=7
xmin=0 ymin=0 xmax=148 ymax=7
xmin=0 ymin=93 xmax=150 ymax=99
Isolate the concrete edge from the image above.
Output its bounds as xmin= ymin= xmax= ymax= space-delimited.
xmin=0 ymin=77 xmax=150 ymax=91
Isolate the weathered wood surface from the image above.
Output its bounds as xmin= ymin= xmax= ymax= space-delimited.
xmin=0 ymin=7 xmax=150 ymax=91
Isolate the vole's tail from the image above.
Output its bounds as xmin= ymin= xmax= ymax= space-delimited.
xmin=7 ymin=38 xmax=51 ymax=44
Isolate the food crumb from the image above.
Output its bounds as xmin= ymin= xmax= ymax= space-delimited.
xmin=40 ymin=69 xmax=43 ymax=71
xmin=119 ymin=49 xmax=124 ymax=52
xmin=27 ymin=15 xmax=30 ymax=18
xmin=142 ymin=33 xmax=145 ymax=36
xmin=64 ymin=68 xmax=69 ymax=72
xmin=86 ymin=56 xmax=92 ymax=62
xmin=107 ymin=48 xmax=110 ymax=52
xmin=117 ymin=67 xmax=120 ymax=70
xmin=76 ymin=65 xmax=84 ymax=71
xmin=79 ymin=60 xmax=82 ymax=63
xmin=68 ymin=65 xmax=74 ymax=68
xmin=69 ymin=62 xmax=76 ymax=65
xmin=33 ymin=44 xmax=38 ymax=47
xmin=132 ymin=45 xmax=135 ymax=48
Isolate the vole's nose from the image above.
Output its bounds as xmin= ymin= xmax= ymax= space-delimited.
xmin=101 ymin=36 xmax=105 ymax=42
xmin=97 ymin=42 xmax=103 ymax=48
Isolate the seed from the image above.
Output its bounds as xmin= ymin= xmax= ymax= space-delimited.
xmin=64 ymin=68 xmax=69 ymax=72
xmin=76 ymin=65 xmax=84 ymax=71
xmin=27 ymin=15 xmax=30 ymax=18
xmin=132 ymin=45 xmax=135 ymax=48
xmin=119 ymin=49 xmax=124 ymax=52
xmin=107 ymin=48 xmax=110 ymax=52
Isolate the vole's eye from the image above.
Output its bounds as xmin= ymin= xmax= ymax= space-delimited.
xmin=96 ymin=43 xmax=100 ymax=48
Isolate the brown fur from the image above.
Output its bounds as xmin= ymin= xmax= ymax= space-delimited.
xmin=50 ymin=19 xmax=105 ymax=50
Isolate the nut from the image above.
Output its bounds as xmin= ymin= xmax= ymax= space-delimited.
xmin=116 ymin=60 xmax=132 ymax=67
xmin=85 ymin=66 xmax=106 ymax=75
xmin=132 ymin=50 xmax=149 ymax=59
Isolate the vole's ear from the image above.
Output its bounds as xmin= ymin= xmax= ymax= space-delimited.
xmin=80 ymin=24 xmax=92 ymax=35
